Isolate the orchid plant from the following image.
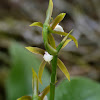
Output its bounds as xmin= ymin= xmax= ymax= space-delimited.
xmin=17 ymin=0 xmax=78 ymax=100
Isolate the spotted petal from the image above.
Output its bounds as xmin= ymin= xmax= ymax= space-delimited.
xmin=25 ymin=47 xmax=45 ymax=55
xmin=39 ymin=85 xmax=50 ymax=100
xmin=51 ymin=30 xmax=78 ymax=48
xmin=38 ymin=60 xmax=47 ymax=84
xmin=30 ymin=22 xmax=43 ymax=28
xmin=51 ymin=13 xmax=66 ymax=29
xmin=17 ymin=96 xmax=32 ymax=100
xmin=57 ymin=58 xmax=70 ymax=81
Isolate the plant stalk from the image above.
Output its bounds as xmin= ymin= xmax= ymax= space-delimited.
xmin=50 ymin=55 xmax=58 ymax=100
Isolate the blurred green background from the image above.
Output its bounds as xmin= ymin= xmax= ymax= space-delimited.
xmin=0 ymin=0 xmax=100 ymax=100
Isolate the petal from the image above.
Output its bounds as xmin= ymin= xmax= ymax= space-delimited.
xmin=39 ymin=85 xmax=50 ymax=100
xmin=38 ymin=60 xmax=47 ymax=84
xmin=25 ymin=47 xmax=45 ymax=55
xmin=45 ymin=0 xmax=53 ymax=24
xmin=30 ymin=22 xmax=43 ymax=28
xmin=51 ymin=13 xmax=66 ymax=29
xmin=62 ymin=39 xmax=72 ymax=49
xmin=57 ymin=58 xmax=70 ymax=81
xmin=17 ymin=96 xmax=32 ymax=100
xmin=32 ymin=68 xmax=38 ymax=96
xmin=48 ymin=33 xmax=56 ymax=49
xmin=51 ymin=30 xmax=78 ymax=48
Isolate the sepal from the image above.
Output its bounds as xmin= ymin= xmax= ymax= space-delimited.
xmin=57 ymin=58 xmax=70 ymax=81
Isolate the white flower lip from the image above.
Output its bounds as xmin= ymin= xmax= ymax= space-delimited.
xmin=54 ymin=24 xmax=64 ymax=32
xmin=43 ymin=51 xmax=53 ymax=63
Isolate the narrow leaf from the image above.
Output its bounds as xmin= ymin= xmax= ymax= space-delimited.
xmin=17 ymin=96 xmax=32 ymax=100
xmin=57 ymin=58 xmax=70 ymax=81
xmin=38 ymin=60 xmax=47 ymax=84
xmin=48 ymin=33 xmax=56 ymax=49
xmin=51 ymin=30 xmax=78 ymax=48
xmin=62 ymin=39 xmax=72 ymax=49
xmin=25 ymin=47 xmax=45 ymax=55
xmin=39 ymin=85 xmax=50 ymax=100
xmin=56 ymin=31 xmax=71 ymax=52
xmin=32 ymin=68 xmax=38 ymax=96
xmin=30 ymin=22 xmax=43 ymax=28
xmin=45 ymin=0 xmax=53 ymax=24
xmin=51 ymin=13 xmax=66 ymax=29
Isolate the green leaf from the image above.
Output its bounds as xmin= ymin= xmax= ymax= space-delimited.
xmin=62 ymin=39 xmax=72 ymax=49
xmin=6 ymin=42 xmax=50 ymax=100
xmin=45 ymin=0 xmax=53 ymax=24
xmin=39 ymin=85 xmax=50 ymax=100
xmin=51 ymin=30 xmax=78 ymax=48
xmin=25 ymin=47 xmax=45 ymax=55
xmin=57 ymin=58 xmax=70 ymax=81
xmin=32 ymin=68 xmax=38 ymax=96
xmin=38 ymin=60 xmax=47 ymax=84
xmin=56 ymin=31 xmax=71 ymax=52
xmin=17 ymin=96 xmax=32 ymax=100
xmin=51 ymin=13 xmax=66 ymax=29
xmin=55 ymin=77 xmax=100 ymax=100
xmin=48 ymin=33 xmax=56 ymax=49
xmin=30 ymin=22 xmax=43 ymax=28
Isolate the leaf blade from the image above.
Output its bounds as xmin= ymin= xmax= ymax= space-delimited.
xmin=62 ymin=39 xmax=72 ymax=49
xmin=30 ymin=22 xmax=43 ymax=28
xmin=45 ymin=0 xmax=53 ymax=24
xmin=39 ymin=85 xmax=50 ymax=100
xmin=25 ymin=47 xmax=45 ymax=55
xmin=57 ymin=58 xmax=70 ymax=81
xmin=17 ymin=96 xmax=32 ymax=100
xmin=48 ymin=33 xmax=56 ymax=49
xmin=51 ymin=30 xmax=78 ymax=48
xmin=32 ymin=68 xmax=38 ymax=96
xmin=51 ymin=13 xmax=66 ymax=29
xmin=38 ymin=60 xmax=47 ymax=84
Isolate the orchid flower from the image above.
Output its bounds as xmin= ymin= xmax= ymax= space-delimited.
xmin=25 ymin=44 xmax=70 ymax=84
xmin=17 ymin=68 xmax=50 ymax=100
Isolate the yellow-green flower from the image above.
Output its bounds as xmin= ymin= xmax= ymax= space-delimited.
xmin=25 ymin=46 xmax=70 ymax=84
xmin=26 ymin=0 xmax=78 ymax=85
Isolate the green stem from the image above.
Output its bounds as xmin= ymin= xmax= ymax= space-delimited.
xmin=50 ymin=55 xmax=58 ymax=100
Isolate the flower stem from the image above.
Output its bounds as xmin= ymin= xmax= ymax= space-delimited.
xmin=50 ymin=55 xmax=58 ymax=100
